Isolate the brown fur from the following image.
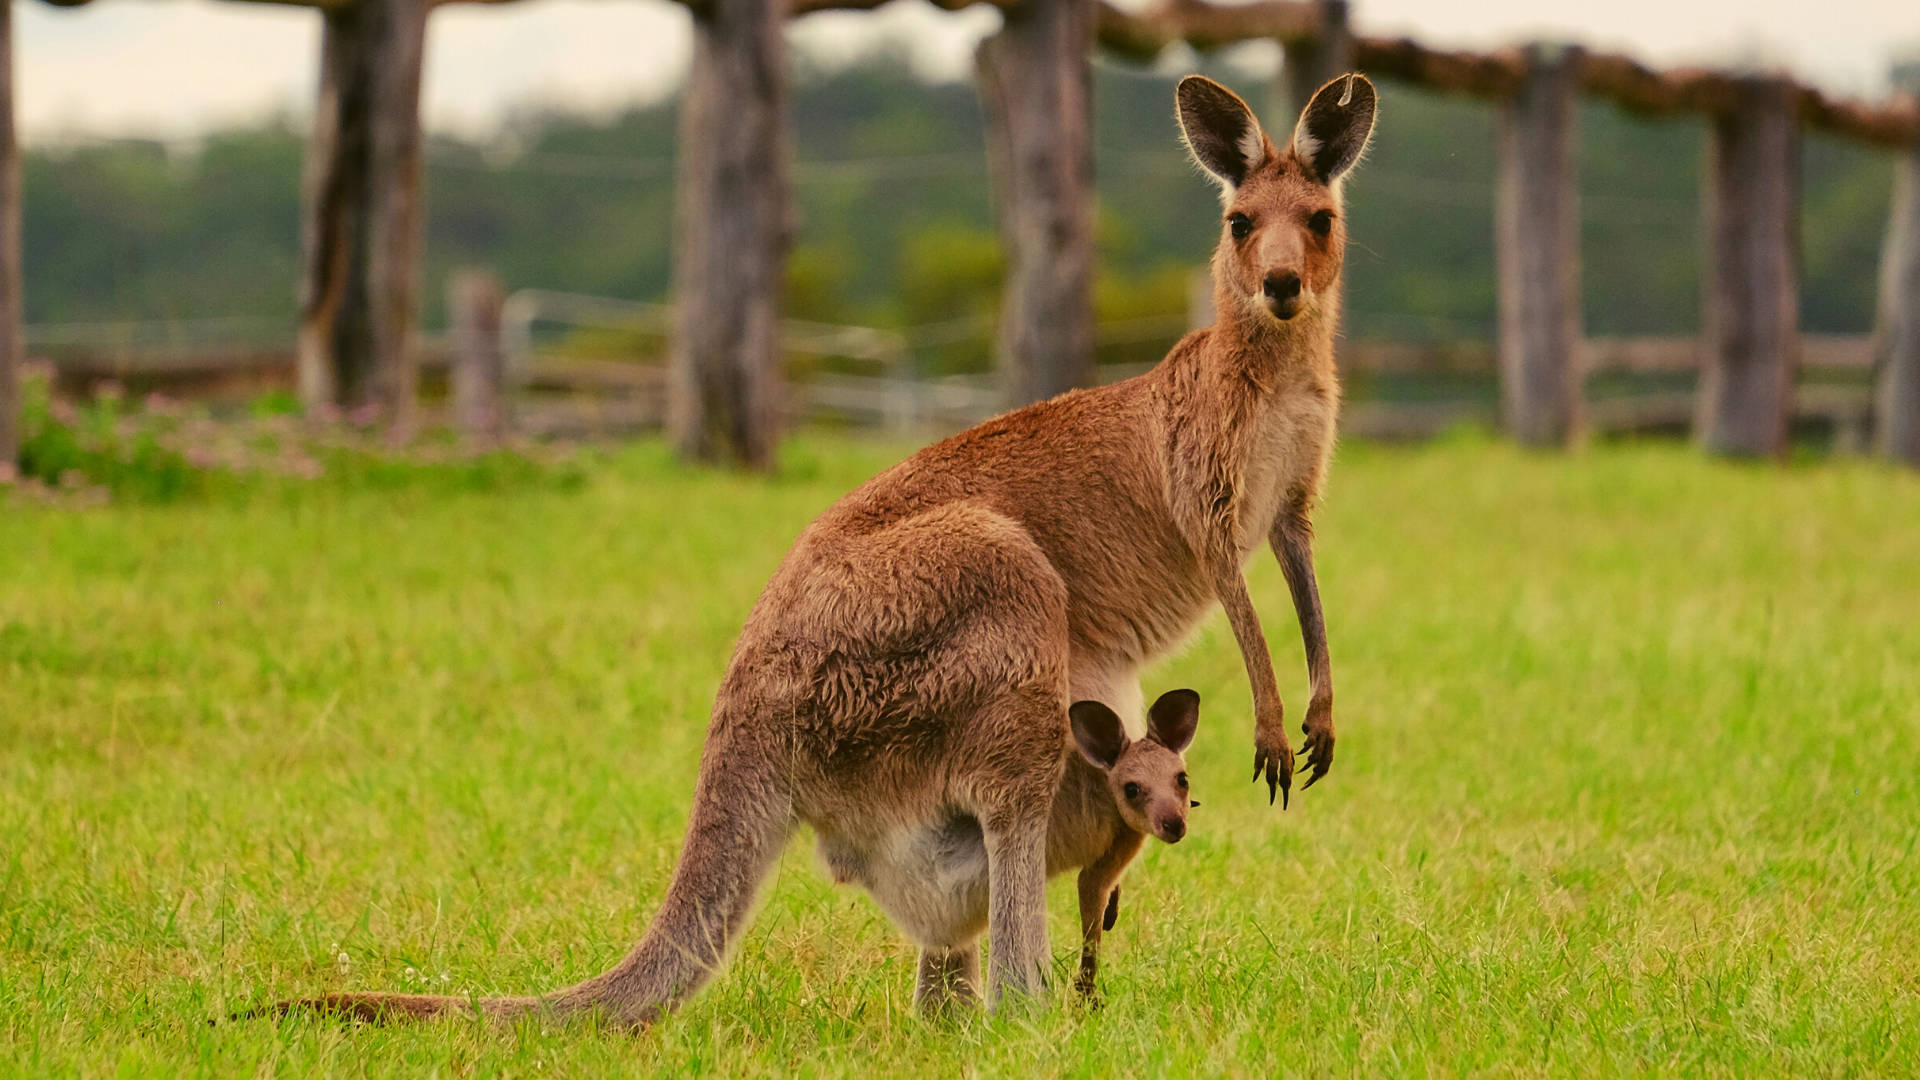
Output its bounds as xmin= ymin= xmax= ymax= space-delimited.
xmin=260 ymin=74 xmax=1376 ymax=1030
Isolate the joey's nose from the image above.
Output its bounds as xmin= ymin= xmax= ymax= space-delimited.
xmin=1160 ymin=818 xmax=1185 ymax=843
xmin=1262 ymin=272 xmax=1304 ymax=320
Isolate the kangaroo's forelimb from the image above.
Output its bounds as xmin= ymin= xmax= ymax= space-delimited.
xmin=1271 ymin=503 xmax=1335 ymax=788
xmin=1072 ymin=830 xmax=1143 ymax=1002
xmin=1202 ymin=550 xmax=1293 ymax=806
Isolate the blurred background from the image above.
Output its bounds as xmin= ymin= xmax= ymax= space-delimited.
xmin=3 ymin=0 xmax=1920 ymax=474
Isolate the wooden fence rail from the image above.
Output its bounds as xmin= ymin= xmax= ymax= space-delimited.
xmin=35 ymin=327 xmax=1880 ymax=404
xmin=11 ymin=0 xmax=1920 ymax=469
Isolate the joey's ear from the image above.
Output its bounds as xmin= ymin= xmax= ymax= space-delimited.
xmin=1176 ymin=75 xmax=1269 ymax=197
xmin=1291 ymin=73 xmax=1377 ymax=186
xmin=1146 ymin=689 xmax=1200 ymax=753
xmin=1069 ymin=701 xmax=1130 ymax=770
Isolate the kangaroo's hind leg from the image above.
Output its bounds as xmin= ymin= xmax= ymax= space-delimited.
xmin=914 ymin=944 xmax=981 ymax=1015
xmin=913 ymin=508 xmax=1071 ymax=1010
xmin=982 ymin=799 xmax=1051 ymax=1007
xmin=964 ymin=680 xmax=1070 ymax=1010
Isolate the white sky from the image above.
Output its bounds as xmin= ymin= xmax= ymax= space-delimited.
xmin=17 ymin=0 xmax=1920 ymax=144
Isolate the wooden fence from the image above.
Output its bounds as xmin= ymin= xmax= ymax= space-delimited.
xmin=5 ymin=0 xmax=1920 ymax=470
xmin=37 ymin=311 xmax=1883 ymax=449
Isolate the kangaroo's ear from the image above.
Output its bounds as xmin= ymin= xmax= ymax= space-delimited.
xmin=1146 ymin=689 xmax=1200 ymax=754
xmin=1176 ymin=75 xmax=1269 ymax=198
xmin=1291 ymin=73 xmax=1377 ymax=186
xmin=1069 ymin=701 xmax=1130 ymax=770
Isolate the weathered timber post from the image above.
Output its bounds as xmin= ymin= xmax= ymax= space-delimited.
xmin=0 ymin=0 xmax=19 ymax=472
xmin=449 ymin=269 xmax=507 ymax=445
xmin=1279 ymin=0 xmax=1352 ymax=120
xmin=668 ymin=0 xmax=789 ymax=470
xmin=1875 ymin=65 xmax=1920 ymax=467
xmin=977 ymin=0 xmax=1096 ymax=407
xmin=1495 ymin=43 xmax=1584 ymax=447
xmin=0 ymin=0 xmax=19 ymax=473
xmin=297 ymin=0 xmax=429 ymax=433
xmin=1698 ymin=76 xmax=1801 ymax=459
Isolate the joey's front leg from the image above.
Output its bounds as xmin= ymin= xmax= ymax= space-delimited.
xmin=1271 ymin=508 xmax=1334 ymax=789
xmin=1075 ymin=834 xmax=1142 ymax=1002
xmin=1204 ymin=555 xmax=1295 ymax=806
xmin=1074 ymin=871 xmax=1111 ymax=1001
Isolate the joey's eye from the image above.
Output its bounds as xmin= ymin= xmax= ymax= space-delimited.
xmin=1307 ymin=210 xmax=1334 ymax=237
xmin=1228 ymin=214 xmax=1252 ymax=240
xmin=1176 ymin=772 xmax=1189 ymax=789
xmin=1123 ymin=782 xmax=1142 ymax=801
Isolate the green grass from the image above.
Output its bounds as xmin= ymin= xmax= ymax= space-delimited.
xmin=4 ymin=434 xmax=1919 ymax=1077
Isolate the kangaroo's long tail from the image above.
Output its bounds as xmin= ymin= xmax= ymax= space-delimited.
xmin=260 ymin=718 xmax=796 ymax=1030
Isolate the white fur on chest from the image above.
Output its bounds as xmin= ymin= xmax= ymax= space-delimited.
xmin=1236 ymin=389 xmax=1336 ymax=559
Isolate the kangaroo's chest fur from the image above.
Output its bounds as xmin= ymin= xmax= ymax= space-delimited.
xmin=1228 ymin=365 xmax=1339 ymax=561
xmin=815 ymin=758 xmax=1130 ymax=950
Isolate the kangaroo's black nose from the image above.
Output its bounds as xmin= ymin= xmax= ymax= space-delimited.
xmin=1161 ymin=818 xmax=1185 ymax=842
xmin=1263 ymin=272 xmax=1302 ymax=301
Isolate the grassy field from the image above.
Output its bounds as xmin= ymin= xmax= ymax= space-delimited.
xmin=3 ymin=434 xmax=1919 ymax=1077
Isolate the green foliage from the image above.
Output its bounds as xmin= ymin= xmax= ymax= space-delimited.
xmin=25 ymin=124 xmax=307 ymax=328
xmin=1802 ymin=133 xmax=1897 ymax=331
xmin=786 ymin=241 xmax=863 ymax=325
xmin=7 ymin=374 xmax=587 ymax=505
xmin=894 ymin=222 xmax=1004 ymax=327
xmin=248 ymin=390 xmax=304 ymax=419
xmin=16 ymin=377 xmax=201 ymax=501
xmin=893 ymin=221 xmax=1003 ymax=375
xmin=3 ymin=437 xmax=1918 ymax=1075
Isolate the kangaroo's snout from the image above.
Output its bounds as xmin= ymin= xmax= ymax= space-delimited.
xmin=1158 ymin=816 xmax=1186 ymax=843
xmin=1263 ymin=271 xmax=1304 ymax=320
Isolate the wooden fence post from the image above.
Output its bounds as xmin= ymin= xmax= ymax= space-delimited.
xmin=1875 ymin=66 xmax=1920 ymax=467
xmin=1279 ymin=0 xmax=1352 ymax=119
xmin=1698 ymin=76 xmax=1800 ymax=459
xmin=0 ymin=0 xmax=19 ymax=474
xmin=297 ymin=0 xmax=429 ymax=432
xmin=449 ymin=269 xmax=507 ymax=445
xmin=667 ymin=0 xmax=788 ymax=470
xmin=977 ymin=0 xmax=1096 ymax=407
xmin=1495 ymin=42 xmax=1583 ymax=447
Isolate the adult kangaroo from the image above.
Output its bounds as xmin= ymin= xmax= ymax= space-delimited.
xmin=267 ymin=72 xmax=1376 ymax=1028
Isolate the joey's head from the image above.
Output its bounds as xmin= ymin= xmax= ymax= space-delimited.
xmin=1070 ymin=689 xmax=1201 ymax=844
xmin=1176 ymin=73 xmax=1377 ymax=326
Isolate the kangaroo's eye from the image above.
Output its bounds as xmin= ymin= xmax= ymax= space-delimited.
xmin=1308 ymin=210 xmax=1334 ymax=237
xmin=1176 ymin=772 xmax=1189 ymax=789
xmin=1123 ymin=782 xmax=1142 ymax=801
xmin=1228 ymin=213 xmax=1252 ymax=240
